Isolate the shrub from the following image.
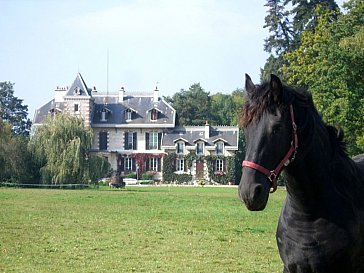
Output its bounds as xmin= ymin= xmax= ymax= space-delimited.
xmin=125 ymin=172 xmax=137 ymax=179
xmin=141 ymin=172 xmax=154 ymax=180
xmin=163 ymin=173 xmax=192 ymax=184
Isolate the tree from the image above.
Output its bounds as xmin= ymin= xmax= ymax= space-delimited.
xmin=172 ymin=83 xmax=211 ymax=126
xmin=283 ymin=2 xmax=364 ymax=154
xmin=0 ymin=120 xmax=36 ymax=182
xmin=262 ymin=0 xmax=293 ymax=81
xmin=210 ymin=89 xmax=244 ymax=126
xmin=261 ymin=0 xmax=339 ymax=80
xmin=0 ymin=82 xmax=32 ymax=136
xmin=264 ymin=0 xmax=293 ymax=56
xmin=289 ymin=0 xmax=338 ymax=34
xmin=29 ymin=113 xmax=110 ymax=184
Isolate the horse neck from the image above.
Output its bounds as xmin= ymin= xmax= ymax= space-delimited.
xmin=283 ymin=113 xmax=333 ymax=212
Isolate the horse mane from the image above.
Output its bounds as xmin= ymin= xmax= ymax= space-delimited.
xmin=240 ymin=81 xmax=311 ymax=127
xmin=326 ymin=125 xmax=348 ymax=157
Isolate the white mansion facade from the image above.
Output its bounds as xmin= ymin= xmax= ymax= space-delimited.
xmin=33 ymin=73 xmax=239 ymax=183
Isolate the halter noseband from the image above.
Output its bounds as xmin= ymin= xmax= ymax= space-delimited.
xmin=242 ymin=105 xmax=298 ymax=193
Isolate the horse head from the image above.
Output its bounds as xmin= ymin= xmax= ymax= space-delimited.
xmin=238 ymin=74 xmax=297 ymax=211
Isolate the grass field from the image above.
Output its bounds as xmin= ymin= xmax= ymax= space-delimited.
xmin=0 ymin=186 xmax=285 ymax=273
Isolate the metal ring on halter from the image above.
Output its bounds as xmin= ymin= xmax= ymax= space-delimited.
xmin=268 ymin=171 xmax=277 ymax=182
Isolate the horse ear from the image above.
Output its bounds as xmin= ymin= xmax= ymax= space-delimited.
xmin=269 ymin=74 xmax=283 ymax=102
xmin=245 ymin=74 xmax=256 ymax=96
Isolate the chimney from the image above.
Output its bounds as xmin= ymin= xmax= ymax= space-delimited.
xmin=92 ymin=86 xmax=97 ymax=94
xmin=119 ymin=86 xmax=125 ymax=103
xmin=153 ymin=86 xmax=159 ymax=102
xmin=205 ymin=120 xmax=210 ymax=139
xmin=54 ymin=86 xmax=67 ymax=103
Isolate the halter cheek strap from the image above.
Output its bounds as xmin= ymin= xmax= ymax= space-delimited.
xmin=242 ymin=105 xmax=298 ymax=193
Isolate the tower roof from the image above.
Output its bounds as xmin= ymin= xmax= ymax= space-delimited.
xmin=65 ymin=73 xmax=92 ymax=97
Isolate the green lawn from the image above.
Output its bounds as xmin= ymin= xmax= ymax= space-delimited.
xmin=0 ymin=186 xmax=285 ymax=273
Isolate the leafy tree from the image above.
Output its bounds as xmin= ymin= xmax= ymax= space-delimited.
xmin=210 ymin=89 xmax=244 ymax=125
xmin=283 ymin=2 xmax=364 ymax=154
xmin=0 ymin=120 xmax=35 ymax=182
xmin=85 ymin=155 xmax=111 ymax=186
xmin=0 ymin=121 xmax=14 ymax=180
xmin=29 ymin=113 xmax=110 ymax=184
xmin=289 ymin=0 xmax=338 ymax=34
xmin=0 ymin=82 xmax=32 ymax=136
xmin=264 ymin=0 xmax=293 ymax=56
xmin=262 ymin=0 xmax=339 ymax=80
xmin=262 ymin=0 xmax=292 ymax=80
xmin=210 ymin=93 xmax=234 ymax=125
xmin=172 ymin=83 xmax=211 ymax=126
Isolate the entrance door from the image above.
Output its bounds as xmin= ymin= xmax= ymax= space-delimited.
xmin=196 ymin=160 xmax=204 ymax=179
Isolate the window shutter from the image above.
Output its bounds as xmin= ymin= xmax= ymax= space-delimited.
xmin=124 ymin=132 xmax=129 ymax=150
xmin=119 ymin=157 xmax=125 ymax=171
xmin=133 ymin=132 xmax=137 ymax=150
xmin=158 ymin=132 xmax=162 ymax=150
xmin=99 ymin=131 xmax=108 ymax=150
xmin=132 ymin=158 xmax=136 ymax=171
xmin=223 ymin=159 xmax=227 ymax=172
xmin=146 ymin=158 xmax=150 ymax=171
xmin=158 ymin=158 xmax=161 ymax=172
xmin=145 ymin=133 xmax=149 ymax=150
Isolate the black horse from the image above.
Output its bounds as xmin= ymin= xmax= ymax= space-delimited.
xmin=238 ymin=74 xmax=364 ymax=273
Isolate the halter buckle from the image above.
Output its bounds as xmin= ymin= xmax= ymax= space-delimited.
xmin=268 ymin=171 xmax=277 ymax=182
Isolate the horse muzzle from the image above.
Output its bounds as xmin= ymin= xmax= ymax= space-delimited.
xmin=238 ymin=168 xmax=270 ymax=211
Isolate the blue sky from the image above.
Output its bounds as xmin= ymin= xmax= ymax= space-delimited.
xmin=0 ymin=0 xmax=345 ymax=118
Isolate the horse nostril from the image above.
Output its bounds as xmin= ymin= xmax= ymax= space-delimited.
xmin=254 ymin=185 xmax=263 ymax=199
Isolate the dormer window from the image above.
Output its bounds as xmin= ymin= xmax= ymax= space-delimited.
xmin=216 ymin=141 xmax=224 ymax=155
xmin=73 ymin=87 xmax=81 ymax=95
xmin=196 ymin=142 xmax=204 ymax=155
xmin=49 ymin=107 xmax=62 ymax=117
xmin=151 ymin=109 xmax=158 ymax=121
xmin=100 ymin=107 xmax=111 ymax=122
xmin=126 ymin=109 xmax=132 ymax=121
xmin=124 ymin=107 xmax=137 ymax=122
xmin=176 ymin=142 xmax=184 ymax=155
xmin=101 ymin=109 xmax=106 ymax=121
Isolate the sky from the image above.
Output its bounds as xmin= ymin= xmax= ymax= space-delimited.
xmin=0 ymin=0 xmax=346 ymax=119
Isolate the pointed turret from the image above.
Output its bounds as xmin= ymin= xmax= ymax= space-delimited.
xmin=63 ymin=73 xmax=94 ymax=127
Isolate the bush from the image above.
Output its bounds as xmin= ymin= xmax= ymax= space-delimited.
xmin=211 ymin=171 xmax=226 ymax=184
xmin=125 ymin=172 xmax=137 ymax=179
xmin=141 ymin=172 xmax=154 ymax=180
xmin=163 ymin=173 xmax=192 ymax=184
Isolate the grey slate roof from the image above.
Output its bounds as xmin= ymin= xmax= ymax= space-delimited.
xmin=33 ymin=73 xmax=176 ymax=128
xmin=162 ymin=126 xmax=239 ymax=148
xmin=65 ymin=73 xmax=92 ymax=97
xmin=33 ymin=99 xmax=64 ymax=124
xmin=92 ymin=95 xmax=175 ymax=127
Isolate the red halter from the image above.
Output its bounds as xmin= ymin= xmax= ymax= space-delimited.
xmin=242 ymin=105 xmax=298 ymax=193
